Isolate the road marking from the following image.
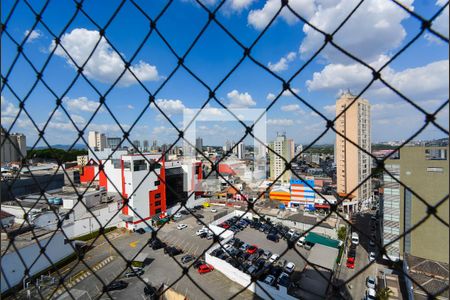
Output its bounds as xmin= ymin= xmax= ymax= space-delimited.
xmin=129 ymin=240 xmax=140 ymax=248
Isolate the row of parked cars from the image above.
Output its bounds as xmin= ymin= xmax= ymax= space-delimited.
xmin=210 ymin=237 xmax=296 ymax=289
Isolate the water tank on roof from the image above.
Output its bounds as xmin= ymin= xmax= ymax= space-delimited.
xmin=53 ymin=197 xmax=63 ymax=205
xmin=48 ymin=197 xmax=55 ymax=205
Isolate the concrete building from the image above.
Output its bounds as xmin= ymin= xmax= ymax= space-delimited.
xmin=1 ymin=129 xmax=26 ymax=164
xmin=106 ymin=137 xmax=121 ymax=150
xmin=195 ymin=137 xmax=203 ymax=156
xmin=335 ymin=91 xmax=371 ymax=212
xmin=88 ymin=131 xmax=106 ymax=151
xmin=237 ymin=142 xmax=245 ymax=159
xmin=269 ymin=133 xmax=294 ymax=183
xmin=143 ymin=140 xmax=149 ymax=152
xmin=132 ymin=140 xmax=141 ymax=151
xmin=382 ymin=145 xmax=449 ymax=263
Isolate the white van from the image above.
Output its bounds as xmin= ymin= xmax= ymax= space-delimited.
xmin=351 ymin=232 xmax=359 ymax=245
xmin=297 ymin=236 xmax=305 ymax=247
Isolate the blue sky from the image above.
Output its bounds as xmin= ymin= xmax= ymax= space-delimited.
xmin=1 ymin=0 xmax=449 ymax=148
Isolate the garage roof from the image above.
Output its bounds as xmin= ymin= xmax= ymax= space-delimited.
xmin=307 ymin=243 xmax=339 ymax=271
xmin=305 ymin=232 xmax=341 ymax=249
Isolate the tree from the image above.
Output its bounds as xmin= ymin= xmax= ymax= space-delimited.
xmin=337 ymin=226 xmax=347 ymax=241
xmin=376 ymin=287 xmax=393 ymax=300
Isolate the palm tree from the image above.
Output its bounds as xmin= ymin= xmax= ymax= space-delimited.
xmin=376 ymin=287 xmax=393 ymax=300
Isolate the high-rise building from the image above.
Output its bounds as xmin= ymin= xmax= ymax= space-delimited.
xmin=133 ymin=140 xmax=141 ymax=151
xmin=335 ymin=91 xmax=371 ymax=211
xmin=237 ymin=142 xmax=245 ymax=159
xmin=269 ymin=133 xmax=294 ymax=183
xmin=151 ymin=140 xmax=158 ymax=151
xmin=0 ymin=129 xmax=27 ymax=163
xmin=382 ymin=146 xmax=449 ymax=263
xmin=107 ymin=137 xmax=121 ymax=150
xmin=88 ymin=131 xmax=106 ymax=151
xmin=143 ymin=140 xmax=149 ymax=152
xmin=295 ymin=144 xmax=303 ymax=155
xmin=195 ymin=137 xmax=203 ymax=156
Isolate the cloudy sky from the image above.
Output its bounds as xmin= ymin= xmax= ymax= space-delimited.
xmin=1 ymin=0 xmax=448 ymax=149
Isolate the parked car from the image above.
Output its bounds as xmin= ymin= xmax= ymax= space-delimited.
xmin=149 ymin=238 xmax=166 ymax=250
xmin=369 ymin=239 xmax=375 ymax=247
xmin=103 ymin=280 xmax=128 ymax=292
xmin=284 ymin=262 xmax=295 ymax=274
xmin=198 ymin=264 xmax=214 ymax=274
xmin=297 ymin=236 xmax=305 ymax=247
xmin=193 ymin=260 xmax=205 ymax=269
xmin=351 ymin=232 xmax=360 ymax=245
xmin=246 ymin=265 xmax=258 ymax=276
xmin=125 ymin=269 xmax=144 ymax=278
xmin=255 ymin=258 xmax=266 ymax=270
xmin=196 ymin=214 xmax=205 ymax=219
xmin=261 ymin=250 xmax=272 ymax=260
xmin=368 ymin=252 xmax=376 ymax=262
xmin=365 ymin=288 xmax=376 ymax=300
xmin=246 ymin=245 xmax=258 ymax=254
xmin=177 ymin=224 xmax=187 ymax=230
xmin=211 ymin=208 xmax=217 ymax=213
xmin=164 ymin=246 xmax=183 ymax=256
xmin=174 ymin=213 xmax=182 ymax=219
xmin=211 ymin=248 xmax=224 ymax=257
xmin=277 ymin=272 xmax=290 ymax=287
xmin=366 ymin=276 xmax=376 ymax=289
xmin=304 ymin=241 xmax=314 ymax=250
xmin=263 ymin=275 xmax=276 ymax=285
xmin=180 ymin=210 xmax=189 ymax=215
xmin=269 ymin=266 xmax=282 ymax=278
xmin=346 ymin=257 xmax=355 ymax=269
xmin=348 ymin=248 xmax=356 ymax=258
xmin=196 ymin=227 xmax=210 ymax=235
xmin=269 ymin=253 xmax=280 ymax=263
xmin=239 ymin=243 xmax=250 ymax=252
xmin=181 ymin=255 xmax=196 ymax=264
xmin=199 ymin=232 xmax=208 ymax=239
xmin=194 ymin=205 xmax=204 ymax=210
xmin=144 ymin=285 xmax=158 ymax=300
xmin=135 ymin=228 xmax=146 ymax=234
xmin=248 ymin=253 xmax=259 ymax=262
xmin=267 ymin=234 xmax=280 ymax=243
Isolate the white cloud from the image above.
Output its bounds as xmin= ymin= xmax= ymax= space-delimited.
xmin=226 ymin=90 xmax=256 ymax=108
xmin=127 ymin=104 xmax=134 ymax=110
xmin=281 ymin=104 xmax=300 ymax=112
xmin=151 ymin=99 xmax=186 ymax=115
xmin=266 ymin=88 xmax=300 ymax=101
xmin=229 ymin=0 xmax=256 ymax=12
xmin=323 ymin=104 xmax=336 ymax=115
xmin=1 ymin=96 xmax=20 ymax=117
xmin=425 ymin=3 xmax=449 ymax=43
xmin=267 ymin=118 xmax=294 ymax=126
xmin=51 ymin=28 xmax=160 ymax=86
xmin=248 ymin=0 xmax=316 ymax=30
xmin=24 ymin=29 xmax=42 ymax=42
xmin=64 ymin=96 xmax=102 ymax=113
xmin=268 ymin=51 xmax=297 ymax=72
xmin=266 ymin=93 xmax=276 ymax=101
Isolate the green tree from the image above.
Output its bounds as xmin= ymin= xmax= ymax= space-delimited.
xmin=337 ymin=226 xmax=347 ymax=241
xmin=376 ymin=287 xmax=393 ymax=300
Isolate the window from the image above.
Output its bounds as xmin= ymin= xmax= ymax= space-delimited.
xmin=112 ymin=159 xmax=121 ymax=169
xmin=123 ymin=161 xmax=131 ymax=170
xmin=425 ymin=148 xmax=447 ymax=160
xmin=155 ymin=200 xmax=161 ymax=207
xmin=133 ymin=160 xmax=147 ymax=171
xmin=154 ymin=180 xmax=160 ymax=186
xmin=155 ymin=208 xmax=162 ymax=214
xmin=427 ymin=167 xmax=444 ymax=173
xmin=155 ymin=193 xmax=161 ymax=199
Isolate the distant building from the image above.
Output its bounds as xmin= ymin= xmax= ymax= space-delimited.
xmin=132 ymin=140 xmax=141 ymax=151
xmin=269 ymin=133 xmax=294 ymax=183
xmin=195 ymin=137 xmax=203 ymax=156
xmin=77 ymin=155 xmax=88 ymax=167
xmin=335 ymin=91 xmax=371 ymax=212
xmin=382 ymin=145 xmax=449 ymax=263
xmin=106 ymin=137 xmax=121 ymax=150
xmin=151 ymin=140 xmax=158 ymax=151
xmin=237 ymin=142 xmax=245 ymax=159
xmin=290 ymin=178 xmax=315 ymax=209
xmin=1 ymin=128 xmax=26 ymax=164
xmin=88 ymin=131 xmax=106 ymax=151
xmin=143 ymin=140 xmax=149 ymax=152
xmin=295 ymin=144 xmax=303 ymax=155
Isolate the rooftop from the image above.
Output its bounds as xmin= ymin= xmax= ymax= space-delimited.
xmin=307 ymin=243 xmax=339 ymax=271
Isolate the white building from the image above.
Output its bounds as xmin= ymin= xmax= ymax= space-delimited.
xmin=237 ymin=142 xmax=245 ymax=159
xmin=88 ymin=131 xmax=106 ymax=151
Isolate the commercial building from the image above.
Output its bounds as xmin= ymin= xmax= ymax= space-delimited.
xmin=290 ymin=178 xmax=315 ymax=209
xmin=1 ymin=129 xmax=26 ymax=164
xmin=88 ymin=131 xmax=106 ymax=151
xmin=382 ymin=145 xmax=449 ymax=263
xmin=106 ymin=137 xmax=121 ymax=150
xmin=335 ymin=91 xmax=371 ymax=212
xmin=237 ymin=142 xmax=245 ymax=159
xmin=269 ymin=133 xmax=294 ymax=183
xmin=143 ymin=140 xmax=149 ymax=152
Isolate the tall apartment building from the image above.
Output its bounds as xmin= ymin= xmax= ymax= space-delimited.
xmin=88 ymin=131 xmax=106 ymax=151
xmin=237 ymin=142 xmax=245 ymax=159
xmin=143 ymin=140 xmax=149 ymax=152
xmin=107 ymin=137 xmax=121 ymax=150
xmin=269 ymin=133 xmax=294 ymax=183
xmin=382 ymin=146 xmax=449 ymax=263
xmin=0 ymin=128 xmax=27 ymax=164
xmin=335 ymin=91 xmax=371 ymax=212
xmin=195 ymin=137 xmax=203 ymax=156
xmin=132 ymin=140 xmax=141 ymax=151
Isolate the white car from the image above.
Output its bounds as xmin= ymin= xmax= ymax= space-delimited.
xmin=177 ymin=224 xmax=187 ymax=230
xmin=365 ymin=288 xmax=376 ymax=300
xmin=268 ymin=253 xmax=280 ymax=263
xmin=366 ymin=276 xmax=376 ymax=289
xmin=223 ymin=244 xmax=233 ymax=251
xmin=369 ymin=252 xmax=376 ymax=262
xmin=297 ymin=236 xmax=305 ymax=247
xmin=211 ymin=208 xmax=217 ymax=213
xmin=284 ymin=262 xmax=295 ymax=274
xmin=196 ymin=228 xmax=209 ymax=235
xmin=174 ymin=213 xmax=182 ymax=219
xmin=263 ymin=275 xmax=275 ymax=285
xmin=351 ymin=232 xmax=359 ymax=245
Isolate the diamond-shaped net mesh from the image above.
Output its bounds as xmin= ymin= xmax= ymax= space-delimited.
xmin=1 ymin=0 xmax=449 ymax=299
